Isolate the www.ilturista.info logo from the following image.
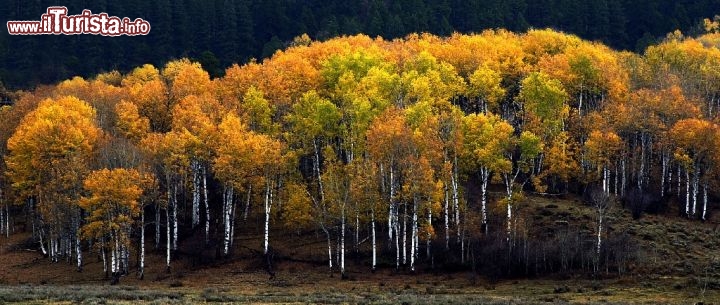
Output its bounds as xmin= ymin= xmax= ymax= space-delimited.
xmin=7 ymin=7 xmax=150 ymax=36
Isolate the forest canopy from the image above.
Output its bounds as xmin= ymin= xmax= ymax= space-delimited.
xmin=2 ymin=28 xmax=720 ymax=279
xmin=2 ymin=0 xmax=720 ymax=89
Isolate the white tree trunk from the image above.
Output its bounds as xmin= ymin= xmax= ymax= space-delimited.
xmin=402 ymin=203 xmax=407 ymax=265
xmin=602 ymin=165 xmax=608 ymax=194
xmin=388 ymin=164 xmax=395 ymax=244
xmin=172 ymin=185 xmax=178 ymax=251
xmin=451 ymin=163 xmax=460 ymax=239
xmin=703 ymin=182 xmax=708 ymax=221
xmin=166 ymin=205 xmax=171 ymax=271
xmin=203 ymin=165 xmax=209 ymax=245
xmin=230 ymin=188 xmax=237 ymax=248
xmin=244 ymin=185 xmax=252 ymax=221
xmin=444 ymin=188 xmax=449 ymax=250
xmin=692 ymin=166 xmax=699 ymax=217
xmin=371 ymin=209 xmax=376 ymax=272
xmin=355 ymin=213 xmax=359 ymax=253
xmin=0 ymin=203 xmax=4 ymax=236
xmin=427 ymin=206 xmax=432 ymax=259
xmin=621 ymin=159 xmax=626 ymax=197
xmin=481 ymin=167 xmax=489 ymax=231
xmin=101 ymin=240 xmax=107 ymax=275
xmin=111 ymin=231 xmax=118 ymax=273
xmin=223 ymin=186 xmax=232 ymax=256
xmin=410 ymin=198 xmax=417 ymax=272
xmin=264 ymin=181 xmax=272 ymax=255
xmin=314 ymin=140 xmax=325 ymax=205
xmin=140 ymin=208 xmax=145 ymax=278
xmin=505 ymin=173 xmax=514 ymax=242
xmin=596 ymin=210 xmax=603 ymax=272
xmin=192 ymin=161 xmax=200 ymax=228
xmin=395 ymin=212 xmax=400 ymax=270
xmin=340 ymin=204 xmax=345 ymax=276
xmin=75 ymin=219 xmax=82 ymax=272
xmin=325 ymin=228 xmax=333 ymax=271
xmin=686 ymin=168 xmax=690 ymax=217
xmin=661 ymin=153 xmax=667 ymax=197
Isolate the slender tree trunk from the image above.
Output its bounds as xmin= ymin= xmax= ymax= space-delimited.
xmin=686 ymin=168 xmax=690 ymax=217
xmin=480 ymin=167 xmax=489 ymax=232
xmin=452 ymin=158 xmax=460 ymax=239
xmin=371 ymin=209 xmax=376 ymax=272
xmin=244 ymin=185 xmax=252 ymax=221
xmin=388 ymin=164 xmax=395 ymax=245
xmin=402 ymin=203 xmax=407 ymax=266
xmin=314 ymin=139 xmax=325 ymax=205
xmin=155 ymin=202 xmax=160 ymax=249
xmin=355 ymin=213 xmax=359 ymax=254
xmin=39 ymin=227 xmax=47 ymax=255
xmin=111 ymin=231 xmax=118 ymax=274
xmin=139 ymin=208 xmax=145 ymax=279
xmin=172 ymin=185 xmax=178 ymax=251
xmin=703 ymin=181 xmax=708 ymax=221
xmin=166 ymin=205 xmax=171 ymax=272
xmin=192 ymin=160 xmax=200 ymax=228
xmin=325 ymin=227 xmax=333 ymax=272
xmin=427 ymin=206 xmax=432 ymax=259
xmin=621 ymin=159 xmax=626 ymax=197
xmin=410 ymin=197 xmax=417 ymax=272
xmin=602 ymin=165 xmax=608 ymax=194
xmin=101 ymin=239 xmax=107 ymax=277
xmin=677 ymin=164 xmax=681 ymax=196
xmin=229 ymin=187 xmax=237 ymax=248
xmin=264 ymin=180 xmax=272 ymax=255
xmin=661 ymin=152 xmax=667 ymax=197
xmin=223 ymin=186 xmax=232 ymax=256
xmin=340 ymin=203 xmax=345 ymax=277
xmin=5 ymin=202 xmax=10 ymax=237
xmin=614 ymin=162 xmax=619 ymax=196
xmin=203 ymin=165 xmax=209 ymax=245
xmin=444 ymin=187 xmax=449 ymax=250
xmin=596 ymin=209 xmax=603 ymax=274
xmin=75 ymin=218 xmax=82 ymax=272
xmin=692 ymin=166 xmax=699 ymax=217
xmin=395 ymin=211 xmax=400 ymax=270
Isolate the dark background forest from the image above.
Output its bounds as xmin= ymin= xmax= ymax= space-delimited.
xmin=0 ymin=0 xmax=719 ymax=90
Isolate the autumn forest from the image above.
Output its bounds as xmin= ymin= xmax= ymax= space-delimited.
xmin=3 ymin=23 xmax=720 ymax=288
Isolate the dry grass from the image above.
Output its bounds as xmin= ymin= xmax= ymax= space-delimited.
xmin=1 ymin=194 xmax=720 ymax=304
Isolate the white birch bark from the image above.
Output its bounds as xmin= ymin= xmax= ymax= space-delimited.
xmin=371 ymin=209 xmax=376 ymax=271
xmin=75 ymin=219 xmax=82 ymax=271
xmin=402 ymin=203 xmax=407 ymax=265
xmin=686 ymin=168 xmax=690 ymax=217
xmin=264 ymin=180 xmax=272 ymax=255
xmin=223 ymin=186 xmax=232 ymax=256
xmin=172 ymin=185 xmax=178 ymax=251
xmin=480 ymin=167 xmax=489 ymax=231
xmin=192 ymin=160 xmax=200 ymax=228
xmin=692 ymin=166 xmax=699 ymax=217
xmin=703 ymin=181 xmax=708 ymax=221
xmin=166 ymin=205 xmax=171 ymax=271
xmin=340 ymin=203 xmax=345 ymax=276
xmin=140 ymin=208 xmax=145 ymax=278
xmin=410 ymin=198 xmax=417 ymax=272
xmin=203 ymin=165 xmax=209 ymax=245
xmin=444 ymin=188 xmax=449 ymax=250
